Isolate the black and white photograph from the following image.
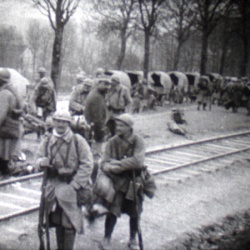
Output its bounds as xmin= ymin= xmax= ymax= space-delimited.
xmin=0 ymin=0 xmax=250 ymax=249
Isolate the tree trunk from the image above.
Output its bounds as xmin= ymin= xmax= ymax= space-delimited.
xmin=116 ymin=30 xmax=127 ymax=70
xmin=239 ymin=1 xmax=249 ymax=77
xmin=173 ymin=42 xmax=181 ymax=71
xmin=219 ymin=34 xmax=229 ymax=75
xmin=200 ymin=27 xmax=209 ymax=75
xmin=51 ymin=26 xmax=64 ymax=91
xmin=143 ymin=31 xmax=150 ymax=79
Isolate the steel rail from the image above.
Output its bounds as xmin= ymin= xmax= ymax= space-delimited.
xmin=145 ymin=129 xmax=250 ymax=155
xmin=151 ymin=145 xmax=250 ymax=175
xmin=0 ymin=130 xmax=250 ymax=222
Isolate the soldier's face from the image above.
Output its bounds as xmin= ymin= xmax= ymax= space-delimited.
xmin=53 ymin=119 xmax=70 ymax=134
xmin=115 ymin=121 xmax=131 ymax=136
xmin=39 ymin=72 xmax=45 ymax=79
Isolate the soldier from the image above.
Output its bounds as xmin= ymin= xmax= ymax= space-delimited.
xmin=69 ymin=77 xmax=93 ymax=116
xmin=106 ymin=74 xmax=132 ymax=136
xmin=30 ymin=77 xmax=56 ymax=121
xmin=96 ymin=67 xmax=105 ymax=78
xmin=168 ymin=108 xmax=188 ymax=136
xmin=196 ymin=76 xmax=211 ymax=111
xmin=0 ymin=68 xmax=22 ymax=176
xmin=36 ymin=110 xmax=93 ymax=250
xmin=37 ymin=67 xmax=54 ymax=88
xmin=100 ymin=113 xmax=146 ymax=250
xmin=85 ymin=76 xmax=111 ymax=158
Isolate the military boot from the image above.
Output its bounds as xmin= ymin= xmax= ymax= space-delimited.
xmin=128 ymin=237 xmax=139 ymax=250
xmin=129 ymin=218 xmax=139 ymax=250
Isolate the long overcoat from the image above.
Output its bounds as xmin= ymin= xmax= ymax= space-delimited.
xmin=101 ymin=132 xmax=145 ymax=217
xmin=0 ymin=84 xmax=21 ymax=160
xmin=36 ymin=129 xmax=93 ymax=233
xmin=84 ymin=87 xmax=108 ymax=142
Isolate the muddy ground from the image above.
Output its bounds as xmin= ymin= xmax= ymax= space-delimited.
xmin=1 ymin=102 xmax=250 ymax=250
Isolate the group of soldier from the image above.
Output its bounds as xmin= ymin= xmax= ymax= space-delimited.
xmin=0 ymin=66 xmax=148 ymax=250
xmin=195 ymin=74 xmax=250 ymax=115
xmin=1 ymin=65 xmax=250 ymax=250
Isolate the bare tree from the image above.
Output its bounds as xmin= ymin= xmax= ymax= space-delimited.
xmin=194 ymin=0 xmax=232 ymax=75
xmin=233 ymin=0 xmax=250 ymax=77
xmin=137 ymin=0 xmax=165 ymax=78
xmin=0 ymin=25 xmax=25 ymax=69
xmin=93 ymin=0 xmax=137 ymax=70
xmin=31 ymin=0 xmax=81 ymax=90
xmin=163 ymin=0 xmax=197 ymax=71
xmin=26 ymin=20 xmax=43 ymax=78
xmin=39 ymin=26 xmax=53 ymax=69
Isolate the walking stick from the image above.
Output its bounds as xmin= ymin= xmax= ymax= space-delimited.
xmin=132 ymin=170 xmax=144 ymax=250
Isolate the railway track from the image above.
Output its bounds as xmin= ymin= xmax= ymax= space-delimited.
xmin=1 ymin=130 xmax=250 ymax=223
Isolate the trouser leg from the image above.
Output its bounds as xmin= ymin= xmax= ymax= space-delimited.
xmin=129 ymin=217 xmax=138 ymax=240
xmin=56 ymin=226 xmax=64 ymax=250
xmin=203 ymin=103 xmax=207 ymax=110
xmin=104 ymin=213 xmax=117 ymax=239
xmin=63 ymin=229 xmax=76 ymax=250
xmin=0 ymin=159 xmax=10 ymax=175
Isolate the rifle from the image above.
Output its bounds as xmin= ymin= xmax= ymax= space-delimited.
xmin=132 ymin=170 xmax=144 ymax=250
xmin=38 ymin=168 xmax=50 ymax=250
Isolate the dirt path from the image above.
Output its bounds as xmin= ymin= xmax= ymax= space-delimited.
xmin=1 ymin=103 xmax=250 ymax=250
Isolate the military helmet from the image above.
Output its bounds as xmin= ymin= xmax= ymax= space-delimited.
xmin=53 ymin=110 xmax=72 ymax=122
xmin=38 ymin=67 xmax=46 ymax=73
xmin=0 ymin=68 xmax=10 ymax=83
xmin=111 ymin=74 xmax=120 ymax=83
xmin=115 ymin=113 xmax=134 ymax=128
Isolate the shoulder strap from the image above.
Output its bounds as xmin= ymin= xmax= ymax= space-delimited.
xmin=74 ymin=134 xmax=79 ymax=160
xmin=117 ymin=87 xmax=123 ymax=106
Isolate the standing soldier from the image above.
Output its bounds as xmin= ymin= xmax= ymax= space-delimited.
xmin=30 ymin=77 xmax=56 ymax=121
xmin=69 ymin=77 xmax=93 ymax=116
xmin=37 ymin=67 xmax=54 ymax=88
xmin=0 ymin=68 xmax=22 ymax=176
xmin=95 ymin=67 xmax=105 ymax=78
xmin=100 ymin=114 xmax=146 ymax=250
xmin=106 ymin=74 xmax=132 ymax=136
xmin=36 ymin=110 xmax=93 ymax=250
xmin=196 ymin=76 xmax=211 ymax=111
xmin=85 ymin=76 xmax=111 ymax=159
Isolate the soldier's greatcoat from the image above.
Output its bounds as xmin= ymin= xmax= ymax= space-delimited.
xmin=36 ymin=129 xmax=93 ymax=233
xmin=101 ymin=133 xmax=145 ymax=217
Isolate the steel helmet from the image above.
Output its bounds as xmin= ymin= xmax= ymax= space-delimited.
xmin=0 ymin=68 xmax=10 ymax=83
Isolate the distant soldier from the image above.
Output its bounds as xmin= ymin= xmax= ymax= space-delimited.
xmin=196 ymin=76 xmax=211 ymax=111
xmin=224 ymin=78 xmax=243 ymax=113
xmin=69 ymin=77 xmax=93 ymax=116
xmin=168 ymin=108 xmax=187 ymax=136
xmin=131 ymin=80 xmax=145 ymax=113
xmin=30 ymin=77 xmax=56 ymax=121
xmin=37 ymin=67 xmax=54 ymax=88
xmin=95 ymin=67 xmax=105 ymax=78
xmin=106 ymin=74 xmax=132 ymax=136
xmin=85 ymin=76 xmax=111 ymax=159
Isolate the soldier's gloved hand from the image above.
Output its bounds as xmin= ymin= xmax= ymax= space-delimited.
xmin=38 ymin=157 xmax=52 ymax=170
xmin=58 ymin=168 xmax=74 ymax=177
